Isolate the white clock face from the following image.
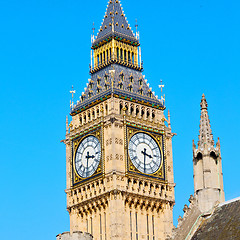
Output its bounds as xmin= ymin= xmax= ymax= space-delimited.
xmin=128 ymin=133 xmax=161 ymax=174
xmin=75 ymin=136 xmax=101 ymax=178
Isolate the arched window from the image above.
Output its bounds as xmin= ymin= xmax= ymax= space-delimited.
xmin=132 ymin=52 xmax=134 ymax=64
xmin=152 ymin=111 xmax=155 ymax=120
xmin=130 ymin=105 xmax=134 ymax=115
xmin=120 ymin=49 xmax=123 ymax=60
xmin=106 ymin=50 xmax=109 ymax=62
xmin=146 ymin=110 xmax=150 ymax=120
xmin=136 ymin=106 xmax=139 ymax=117
xmin=117 ymin=48 xmax=119 ymax=59
xmin=100 ymin=53 xmax=103 ymax=64
xmin=124 ymin=50 xmax=127 ymax=61
xmin=109 ymin=48 xmax=112 ymax=59
xmin=120 ymin=102 xmax=123 ymax=114
xmin=105 ymin=104 xmax=108 ymax=115
xmin=97 ymin=54 xmax=100 ymax=66
xmin=103 ymin=51 xmax=106 ymax=63
xmin=128 ymin=51 xmax=131 ymax=63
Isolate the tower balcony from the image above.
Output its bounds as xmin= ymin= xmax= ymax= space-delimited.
xmin=90 ymin=54 xmax=143 ymax=74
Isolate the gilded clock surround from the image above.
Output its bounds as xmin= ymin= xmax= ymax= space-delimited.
xmin=126 ymin=127 xmax=166 ymax=181
xmin=72 ymin=127 xmax=104 ymax=186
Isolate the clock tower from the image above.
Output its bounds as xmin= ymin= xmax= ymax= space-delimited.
xmin=63 ymin=1 xmax=175 ymax=239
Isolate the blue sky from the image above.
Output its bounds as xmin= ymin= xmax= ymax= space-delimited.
xmin=0 ymin=0 xmax=239 ymax=239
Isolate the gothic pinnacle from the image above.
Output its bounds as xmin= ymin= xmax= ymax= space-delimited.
xmin=200 ymin=94 xmax=208 ymax=110
xmin=198 ymin=94 xmax=214 ymax=148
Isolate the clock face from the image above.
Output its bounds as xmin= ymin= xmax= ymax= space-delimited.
xmin=75 ymin=136 xmax=101 ymax=178
xmin=128 ymin=132 xmax=161 ymax=174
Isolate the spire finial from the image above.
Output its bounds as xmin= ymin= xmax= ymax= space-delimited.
xmin=198 ymin=94 xmax=214 ymax=147
xmin=200 ymin=93 xmax=208 ymax=110
xmin=135 ymin=19 xmax=138 ymax=32
xmin=70 ymin=85 xmax=76 ymax=110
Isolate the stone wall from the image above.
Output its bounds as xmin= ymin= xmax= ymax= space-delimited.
xmin=56 ymin=231 xmax=93 ymax=240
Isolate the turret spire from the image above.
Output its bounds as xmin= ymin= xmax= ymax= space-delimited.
xmin=198 ymin=94 xmax=214 ymax=148
xmin=193 ymin=94 xmax=225 ymax=213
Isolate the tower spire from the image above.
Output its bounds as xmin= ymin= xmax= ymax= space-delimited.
xmin=193 ymin=94 xmax=225 ymax=213
xmin=198 ymin=94 xmax=214 ymax=148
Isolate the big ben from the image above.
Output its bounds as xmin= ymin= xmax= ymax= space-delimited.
xmin=63 ymin=0 xmax=175 ymax=239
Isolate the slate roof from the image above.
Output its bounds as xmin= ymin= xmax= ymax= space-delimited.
xmin=191 ymin=197 xmax=240 ymax=240
xmin=93 ymin=0 xmax=138 ymax=46
xmin=70 ymin=64 xmax=163 ymax=115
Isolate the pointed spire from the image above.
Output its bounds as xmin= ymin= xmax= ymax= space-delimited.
xmin=93 ymin=0 xmax=137 ymax=45
xmin=198 ymin=94 xmax=214 ymax=148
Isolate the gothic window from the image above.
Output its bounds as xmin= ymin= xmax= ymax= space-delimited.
xmin=120 ymin=102 xmax=123 ymax=114
xmin=152 ymin=111 xmax=155 ymax=120
xmin=119 ymin=82 xmax=123 ymax=89
xmin=105 ymin=104 xmax=108 ymax=114
xmin=130 ymin=105 xmax=134 ymax=115
xmin=141 ymin=108 xmax=145 ymax=117
xmin=88 ymin=92 xmax=92 ymax=98
xmin=89 ymin=82 xmax=93 ymax=89
xmin=136 ymin=106 xmax=139 ymax=117
xmin=120 ymin=72 xmax=124 ymax=81
xmin=100 ymin=53 xmax=103 ymax=64
xmin=106 ymin=50 xmax=109 ymax=61
xmin=103 ymin=51 xmax=106 ymax=63
xmin=129 ymin=85 xmax=133 ymax=92
xmin=109 ymin=48 xmax=112 ymax=59
xmin=129 ymin=75 xmax=134 ymax=83
xmin=139 ymin=78 xmax=143 ymax=86
xmin=97 ymin=54 xmax=100 ymax=66
xmin=97 ymin=77 xmax=101 ymax=85
xmin=92 ymin=110 xmax=95 ymax=119
xmin=117 ymin=47 xmax=119 ymax=60
xmin=139 ymin=88 xmax=143 ymax=95
xmin=125 ymin=103 xmax=129 ymax=115
xmin=147 ymin=109 xmax=150 ymax=119
xmin=120 ymin=48 xmax=123 ymax=60
xmin=97 ymin=108 xmax=100 ymax=117
xmin=124 ymin=49 xmax=127 ymax=61
xmin=88 ymin=112 xmax=91 ymax=121
xmin=79 ymin=116 xmax=82 ymax=125
xmin=104 ymin=74 xmax=108 ymax=81
xmin=128 ymin=51 xmax=131 ymax=63
xmin=132 ymin=52 xmax=134 ymax=64
xmin=148 ymin=91 xmax=152 ymax=98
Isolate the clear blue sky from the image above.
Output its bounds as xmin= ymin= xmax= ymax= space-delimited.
xmin=0 ymin=0 xmax=239 ymax=239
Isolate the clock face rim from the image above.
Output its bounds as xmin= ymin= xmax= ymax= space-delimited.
xmin=74 ymin=135 xmax=101 ymax=179
xmin=128 ymin=132 xmax=162 ymax=175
